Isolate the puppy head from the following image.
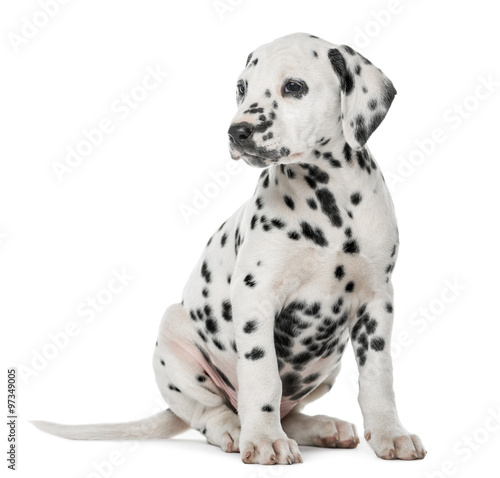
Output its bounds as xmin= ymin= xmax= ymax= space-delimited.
xmin=228 ymin=33 xmax=396 ymax=168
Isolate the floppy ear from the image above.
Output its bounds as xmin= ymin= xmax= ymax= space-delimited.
xmin=328 ymin=45 xmax=396 ymax=150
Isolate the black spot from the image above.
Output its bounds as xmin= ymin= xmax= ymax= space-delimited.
xmin=368 ymin=98 xmax=378 ymax=110
xmin=189 ymin=310 xmax=197 ymax=321
xmin=220 ymin=233 xmax=227 ymax=247
xmin=354 ymin=115 xmax=368 ymax=145
xmin=231 ymin=341 xmax=237 ymax=353
xmin=281 ymin=371 xmax=302 ymax=396
xmin=300 ymin=221 xmax=328 ymax=247
xmin=370 ymin=337 xmax=385 ymax=351
xmin=343 ymin=239 xmax=360 ymax=254
xmin=312 ymin=50 xmax=318 ymax=58
xmin=332 ymin=297 xmax=344 ymax=314
xmin=288 ymin=231 xmax=300 ymax=241
xmin=255 ymin=197 xmax=264 ymax=210
xmin=196 ymin=374 xmax=206 ymax=382
xmin=205 ymin=318 xmax=219 ymax=335
xmin=244 ymin=347 xmax=265 ymax=360
xmin=244 ymin=274 xmax=256 ymax=287
xmin=221 ymin=300 xmax=232 ymax=322
xmin=385 ymin=302 xmax=393 ymax=313
xmin=358 ymin=333 xmax=369 ymax=350
xmin=365 ymin=319 xmax=378 ymax=335
xmin=202 ymin=288 xmax=209 ymax=298
xmin=304 ymin=176 xmax=316 ymax=189
xmin=307 ymin=198 xmax=318 ymax=210
xmin=322 ymin=152 xmax=342 ymax=168
xmin=197 ymin=329 xmax=207 ymax=342
xmin=275 ymin=301 xmax=310 ymax=340
xmin=234 ymin=227 xmax=243 ymax=256
xmin=262 ymin=404 xmax=274 ymax=412
xmin=265 ymin=89 xmax=271 ymax=98
xmin=357 ymin=348 xmax=367 ymax=366
xmin=201 ymin=261 xmax=211 ymax=283
xmin=304 ymin=302 xmax=321 ymax=316
xmin=345 ymin=281 xmax=355 ymax=293
xmin=263 ymin=174 xmax=269 ymax=188
xmin=343 ymin=143 xmax=352 ymax=163
xmin=227 ymin=275 xmax=231 ymax=284
xmin=252 ymin=58 xmax=258 ymax=66
xmin=250 ymin=214 xmax=258 ymax=230
xmin=344 ymin=227 xmax=352 ymax=238
xmin=275 ymin=331 xmax=293 ymax=359
xmin=271 ymin=218 xmax=285 ymax=229
xmin=214 ymin=365 xmax=235 ymax=390
xmin=272 ymin=100 xmax=278 ymax=109
xmin=284 ymin=195 xmax=295 ymax=210
xmin=391 ymin=244 xmax=397 ymax=257
xmin=303 ymin=372 xmax=320 ymax=384
xmin=204 ymin=304 xmax=213 ymax=319
xmin=355 ymin=64 xmax=361 ymax=75
xmin=289 ymin=386 xmax=315 ymax=401
xmin=243 ymin=320 xmax=258 ymax=334
xmin=350 ymin=192 xmax=362 ymax=205
xmin=246 ymin=53 xmax=253 ymax=66
xmin=343 ymin=45 xmax=356 ymax=55
xmin=328 ymin=48 xmax=354 ymax=95
xmin=160 ymin=359 xmax=165 ymax=366
xmin=334 ymin=265 xmax=345 ymax=281
xmin=168 ymin=384 xmax=181 ymax=392
xmin=386 ymin=264 xmax=394 ymax=274
xmin=213 ymin=338 xmax=225 ymax=350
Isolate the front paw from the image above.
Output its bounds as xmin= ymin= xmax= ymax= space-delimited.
xmin=365 ymin=427 xmax=426 ymax=460
xmin=240 ymin=434 xmax=302 ymax=465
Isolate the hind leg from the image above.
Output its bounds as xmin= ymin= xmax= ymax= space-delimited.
xmin=153 ymin=304 xmax=241 ymax=452
xmin=282 ymin=412 xmax=359 ymax=448
xmin=282 ymin=365 xmax=358 ymax=448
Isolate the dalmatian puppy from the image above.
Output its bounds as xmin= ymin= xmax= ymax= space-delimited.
xmin=33 ymin=33 xmax=426 ymax=464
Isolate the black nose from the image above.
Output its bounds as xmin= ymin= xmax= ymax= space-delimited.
xmin=228 ymin=122 xmax=254 ymax=148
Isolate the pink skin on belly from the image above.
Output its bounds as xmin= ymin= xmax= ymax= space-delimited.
xmin=180 ymin=342 xmax=299 ymax=419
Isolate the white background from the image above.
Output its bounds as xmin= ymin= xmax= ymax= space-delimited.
xmin=1 ymin=1 xmax=499 ymax=477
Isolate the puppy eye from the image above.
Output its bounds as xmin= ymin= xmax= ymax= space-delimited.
xmin=237 ymin=82 xmax=246 ymax=96
xmin=284 ymin=81 xmax=303 ymax=93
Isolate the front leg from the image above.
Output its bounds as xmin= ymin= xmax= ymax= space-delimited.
xmin=350 ymin=292 xmax=426 ymax=460
xmin=231 ymin=269 xmax=302 ymax=465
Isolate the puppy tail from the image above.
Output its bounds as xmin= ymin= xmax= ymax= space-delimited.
xmin=31 ymin=409 xmax=189 ymax=440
